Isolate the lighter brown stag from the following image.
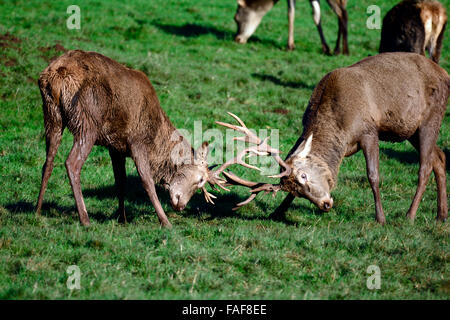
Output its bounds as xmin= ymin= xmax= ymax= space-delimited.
xmin=216 ymin=53 xmax=449 ymax=224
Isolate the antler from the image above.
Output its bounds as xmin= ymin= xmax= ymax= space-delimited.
xmin=222 ymin=171 xmax=282 ymax=210
xmin=206 ymin=112 xmax=291 ymax=208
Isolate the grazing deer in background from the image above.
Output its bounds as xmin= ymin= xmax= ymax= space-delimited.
xmin=380 ymin=0 xmax=447 ymax=64
xmin=234 ymin=0 xmax=349 ymax=54
xmin=214 ymin=53 xmax=449 ymax=224
xmin=36 ymin=50 xmax=228 ymax=227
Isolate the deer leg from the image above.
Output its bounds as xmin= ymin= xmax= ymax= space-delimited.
xmin=341 ymin=8 xmax=349 ymax=55
xmin=132 ymin=150 xmax=171 ymax=228
xmin=36 ymin=127 xmax=63 ymax=216
xmin=406 ymin=129 xmax=436 ymax=221
xmin=361 ymin=135 xmax=386 ymax=224
xmin=65 ymin=135 xmax=95 ymax=226
xmin=109 ymin=149 xmax=127 ymax=223
xmin=431 ymin=22 xmax=446 ymax=64
xmin=310 ymin=0 xmax=331 ymax=55
xmin=269 ymin=193 xmax=295 ymax=221
xmin=334 ymin=17 xmax=342 ymax=55
xmin=287 ymin=0 xmax=296 ymax=50
xmin=432 ymin=146 xmax=448 ymax=222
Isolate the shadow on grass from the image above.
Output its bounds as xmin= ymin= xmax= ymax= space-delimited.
xmin=83 ymin=176 xmax=296 ymax=223
xmin=5 ymin=201 xmax=112 ymax=223
xmin=5 ymin=175 xmax=301 ymax=225
xmin=252 ymin=73 xmax=316 ymax=90
xmin=381 ymin=147 xmax=450 ymax=172
xmin=5 ymin=173 xmax=329 ymax=226
xmin=152 ymin=22 xmax=281 ymax=48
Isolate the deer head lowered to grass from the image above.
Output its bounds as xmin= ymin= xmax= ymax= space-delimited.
xmin=215 ymin=52 xmax=449 ymax=224
xmin=36 ymin=50 xmax=230 ymax=228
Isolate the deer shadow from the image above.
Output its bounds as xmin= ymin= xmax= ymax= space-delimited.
xmin=252 ymin=73 xmax=316 ymax=90
xmin=4 ymin=200 xmax=111 ymax=223
xmin=152 ymin=22 xmax=282 ymax=48
xmin=4 ymin=176 xmax=295 ymax=225
xmin=83 ymin=176 xmax=294 ymax=223
xmin=381 ymin=147 xmax=450 ymax=172
xmin=5 ymin=175 xmax=325 ymax=226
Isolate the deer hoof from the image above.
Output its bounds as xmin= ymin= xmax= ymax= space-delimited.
xmin=406 ymin=211 xmax=416 ymax=221
xmin=161 ymin=220 xmax=173 ymax=229
xmin=81 ymin=219 xmax=91 ymax=227
xmin=376 ymin=215 xmax=386 ymax=225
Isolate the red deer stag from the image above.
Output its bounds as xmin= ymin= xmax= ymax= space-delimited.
xmin=35 ymin=50 xmax=228 ymax=227
xmin=380 ymin=0 xmax=447 ymax=64
xmin=213 ymin=53 xmax=449 ymax=224
xmin=234 ymin=0 xmax=349 ymax=54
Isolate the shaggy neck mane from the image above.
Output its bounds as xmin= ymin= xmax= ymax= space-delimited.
xmin=308 ymin=128 xmax=347 ymax=190
xmin=301 ymin=91 xmax=348 ymax=190
xmin=146 ymin=111 xmax=194 ymax=185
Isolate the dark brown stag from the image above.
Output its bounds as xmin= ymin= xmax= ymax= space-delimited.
xmin=234 ymin=0 xmax=349 ymax=54
xmin=36 ymin=50 xmax=227 ymax=227
xmin=379 ymin=0 xmax=447 ymax=64
xmin=216 ymin=53 xmax=449 ymax=224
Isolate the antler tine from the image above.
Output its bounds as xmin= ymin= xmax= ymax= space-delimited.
xmin=206 ymin=112 xmax=292 ymax=209
xmin=227 ymin=112 xmax=248 ymax=128
xmin=267 ymin=155 xmax=292 ymax=178
xmin=202 ymin=186 xmax=217 ymax=204
xmin=222 ymin=171 xmax=259 ymax=188
xmin=232 ymin=183 xmax=282 ymax=211
xmin=222 ymin=171 xmax=282 ymax=210
xmin=216 ymin=113 xmax=262 ymax=145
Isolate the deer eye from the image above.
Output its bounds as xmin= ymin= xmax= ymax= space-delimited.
xmin=198 ymin=177 xmax=206 ymax=188
xmin=300 ymin=173 xmax=308 ymax=183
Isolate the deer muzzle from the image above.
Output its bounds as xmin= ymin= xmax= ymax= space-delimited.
xmin=319 ymin=197 xmax=333 ymax=212
xmin=170 ymin=192 xmax=186 ymax=211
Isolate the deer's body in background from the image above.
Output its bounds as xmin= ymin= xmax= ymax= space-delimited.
xmin=223 ymin=53 xmax=449 ymax=224
xmin=36 ymin=50 xmax=213 ymax=227
xmin=380 ymin=0 xmax=447 ymax=64
xmin=234 ymin=0 xmax=349 ymax=54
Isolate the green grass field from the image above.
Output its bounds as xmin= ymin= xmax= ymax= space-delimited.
xmin=0 ymin=0 xmax=449 ymax=299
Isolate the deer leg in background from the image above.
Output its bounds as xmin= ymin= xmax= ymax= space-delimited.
xmin=310 ymin=0 xmax=331 ymax=55
xmin=132 ymin=148 xmax=171 ymax=228
xmin=431 ymin=22 xmax=447 ymax=64
xmin=269 ymin=193 xmax=295 ymax=221
xmin=406 ymin=127 xmax=439 ymax=221
xmin=287 ymin=0 xmax=296 ymax=50
xmin=327 ymin=0 xmax=348 ymax=55
xmin=340 ymin=4 xmax=349 ymax=55
xmin=36 ymin=121 xmax=64 ymax=216
xmin=360 ymin=135 xmax=386 ymax=225
xmin=334 ymin=16 xmax=342 ymax=55
xmin=432 ymin=146 xmax=448 ymax=221
xmin=109 ymin=149 xmax=127 ymax=223
xmin=65 ymin=134 xmax=96 ymax=226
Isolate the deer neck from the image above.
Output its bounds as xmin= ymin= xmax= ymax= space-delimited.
xmin=305 ymin=125 xmax=348 ymax=190
xmin=149 ymin=114 xmax=195 ymax=184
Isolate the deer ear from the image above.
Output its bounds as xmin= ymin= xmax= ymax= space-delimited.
xmin=237 ymin=0 xmax=247 ymax=8
xmin=195 ymin=141 xmax=209 ymax=165
xmin=294 ymin=134 xmax=313 ymax=159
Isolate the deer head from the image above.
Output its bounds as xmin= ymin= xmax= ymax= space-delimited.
xmin=279 ymin=135 xmax=334 ymax=211
xmin=234 ymin=0 xmax=274 ymax=44
xmin=211 ymin=113 xmax=334 ymax=212
xmin=166 ymin=142 xmax=211 ymax=211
